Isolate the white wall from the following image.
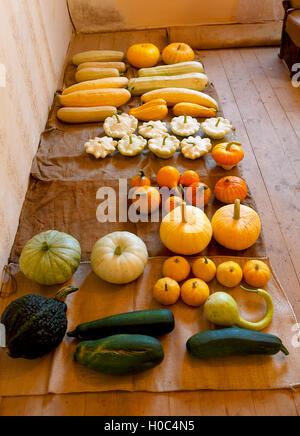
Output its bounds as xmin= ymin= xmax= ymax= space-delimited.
xmin=68 ymin=0 xmax=283 ymax=33
xmin=0 ymin=0 xmax=72 ymax=273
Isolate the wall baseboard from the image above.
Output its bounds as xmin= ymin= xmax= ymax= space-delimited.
xmin=168 ymin=22 xmax=282 ymax=49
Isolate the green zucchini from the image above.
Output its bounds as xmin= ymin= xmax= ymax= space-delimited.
xmin=68 ymin=309 xmax=175 ymax=340
xmin=186 ymin=328 xmax=289 ymax=359
xmin=74 ymin=334 xmax=164 ymax=375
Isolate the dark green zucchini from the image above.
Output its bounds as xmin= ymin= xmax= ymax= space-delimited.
xmin=187 ymin=328 xmax=289 ymax=359
xmin=74 ymin=334 xmax=164 ymax=375
xmin=68 ymin=309 xmax=175 ymax=340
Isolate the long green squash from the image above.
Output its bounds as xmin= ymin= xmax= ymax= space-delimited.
xmin=74 ymin=334 xmax=164 ymax=375
xmin=128 ymin=73 xmax=209 ymax=96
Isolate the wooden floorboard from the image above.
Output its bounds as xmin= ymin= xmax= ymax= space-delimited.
xmin=1 ymin=36 xmax=299 ymax=416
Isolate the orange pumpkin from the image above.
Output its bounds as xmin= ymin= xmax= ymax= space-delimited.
xmin=214 ymin=176 xmax=248 ymax=204
xmin=186 ymin=182 xmax=212 ymax=207
xmin=181 ymin=279 xmax=210 ymax=307
xmin=164 ymin=195 xmax=184 ymax=213
xmin=180 ymin=170 xmax=200 ymax=187
xmin=243 ymin=260 xmax=271 ymax=288
xmin=212 ymin=141 xmax=244 ymax=170
xmin=192 ymin=257 xmax=216 ymax=282
xmin=162 ymin=256 xmax=191 ymax=282
xmin=153 ymin=277 xmax=181 ymax=305
xmin=132 ymin=186 xmax=161 ymax=214
xmin=162 ymin=43 xmax=195 ymax=65
xmin=127 ymin=43 xmax=160 ymax=69
xmin=130 ymin=170 xmax=151 ymax=188
xmin=216 ymin=261 xmax=243 ymax=288
xmin=157 ymin=166 xmax=181 ymax=190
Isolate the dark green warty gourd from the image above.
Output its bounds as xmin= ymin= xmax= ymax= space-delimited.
xmin=1 ymin=286 xmax=78 ymax=359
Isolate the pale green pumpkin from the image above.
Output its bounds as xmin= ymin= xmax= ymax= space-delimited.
xmin=19 ymin=230 xmax=81 ymax=286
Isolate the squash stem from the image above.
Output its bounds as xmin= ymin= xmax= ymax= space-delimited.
xmin=41 ymin=242 xmax=50 ymax=251
xmin=184 ymin=115 xmax=187 ymax=124
xmin=163 ymin=136 xmax=168 ymax=146
xmin=233 ymin=199 xmax=241 ymax=220
xmin=114 ymin=114 xmax=121 ymax=123
xmin=204 ymin=256 xmax=209 ymax=264
xmin=114 ymin=246 xmax=123 ymax=256
xmin=215 ymin=118 xmax=221 ymax=127
xmin=226 ymin=141 xmax=242 ymax=150
xmin=55 ymin=286 xmax=79 ymax=303
xmin=181 ymin=202 xmax=187 ymax=223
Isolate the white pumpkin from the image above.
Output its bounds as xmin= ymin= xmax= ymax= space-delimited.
xmin=91 ymin=232 xmax=149 ymax=284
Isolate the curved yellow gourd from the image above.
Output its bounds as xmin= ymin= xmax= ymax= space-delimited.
xmin=204 ymin=287 xmax=274 ymax=332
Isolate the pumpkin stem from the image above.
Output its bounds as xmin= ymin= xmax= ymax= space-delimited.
xmin=177 ymin=44 xmax=182 ymax=51
xmin=204 ymin=256 xmax=209 ymax=264
xmin=181 ymin=202 xmax=188 ymax=223
xmin=55 ymin=286 xmax=79 ymax=303
xmin=139 ymin=169 xmax=146 ymax=179
xmin=114 ymin=246 xmax=123 ymax=256
xmin=165 ymin=283 xmax=168 ymax=292
xmin=233 ymin=199 xmax=241 ymax=220
xmin=41 ymin=242 xmax=50 ymax=251
xmin=226 ymin=141 xmax=242 ymax=151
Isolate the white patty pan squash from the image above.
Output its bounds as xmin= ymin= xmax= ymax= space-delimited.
xmin=118 ymin=135 xmax=147 ymax=156
xmin=170 ymin=115 xmax=200 ymax=137
xmin=181 ymin=136 xmax=212 ymax=160
xmin=104 ymin=113 xmax=138 ymax=138
xmin=19 ymin=230 xmax=82 ymax=286
xmin=202 ymin=117 xmax=233 ymax=139
xmin=84 ymin=136 xmax=117 ymax=159
xmin=91 ymin=232 xmax=149 ymax=285
xmin=148 ymin=135 xmax=180 ymax=159
xmin=138 ymin=121 xmax=168 ymax=139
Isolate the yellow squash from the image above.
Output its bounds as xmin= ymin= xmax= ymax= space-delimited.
xmin=77 ymin=62 xmax=127 ymax=72
xmin=173 ymin=102 xmax=217 ymax=118
xmin=129 ymin=99 xmax=168 ymax=121
xmin=75 ymin=68 xmax=120 ymax=83
xmin=58 ymin=88 xmax=131 ymax=108
xmin=141 ymin=88 xmax=218 ymax=110
xmin=62 ymin=77 xmax=129 ymax=95
xmin=73 ymin=50 xmax=124 ymax=65
xmin=57 ymin=106 xmax=117 ymax=124
xmin=128 ymin=73 xmax=209 ymax=96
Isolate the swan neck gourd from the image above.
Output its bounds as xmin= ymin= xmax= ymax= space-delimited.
xmin=238 ymin=286 xmax=274 ymax=332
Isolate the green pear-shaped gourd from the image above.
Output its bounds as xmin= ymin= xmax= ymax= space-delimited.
xmin=204 ymin=286 xmax=274 ymax=332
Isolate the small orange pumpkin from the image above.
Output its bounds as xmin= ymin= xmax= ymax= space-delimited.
xmin=180 ymin=170 xmax=200 ymax=187
xmin=153 ymin=277 xmax=181 ymax=305
xmin=216 ymin=261 xmax=243 ymax=288
xmin=243 ymin=260 xmax=271 ymax=288
xmin=181 ymin=279 xmax=210 ymax=307
xmin=127 ymin=43 xmax=160 ymax=69
xmin=162 ymin=43 xmax=195 ymax=65
xmin=212 ymin=142 xmax=244 ymax=170
xmin=192 ymin=257 xmax=216 ymax=282
xmin=186 ymin=182 xmax=212 ymax=207
xmin=164 ymin=195 xmax=184 ymax=213
xmin=130 ymin=170 xmax=151 ymax=188
xmin=157 ymin=166 xmax=181 ymax=190
xmin=214 ymin=176 xmax=248 ymax=204
xmin=162 ymin=256 xmax=191 ymax=282
xmin=132 ymin=186 xmax=161 ymax=214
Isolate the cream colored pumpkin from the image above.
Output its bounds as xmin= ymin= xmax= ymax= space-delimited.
xmin=160 ymin=203 xmax=212 ymax=255
xmin=91 ymin=232 xmax=148 ymax=284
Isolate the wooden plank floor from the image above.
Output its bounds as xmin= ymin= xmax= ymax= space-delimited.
xmin=0 ymin=32 xmax=299 ymax=415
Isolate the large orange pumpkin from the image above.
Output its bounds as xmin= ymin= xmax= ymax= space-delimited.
xmin=162 ymin=43 xmax=195 ymax=64
xmin=127 ymin=44 xmax=160 ymax=69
